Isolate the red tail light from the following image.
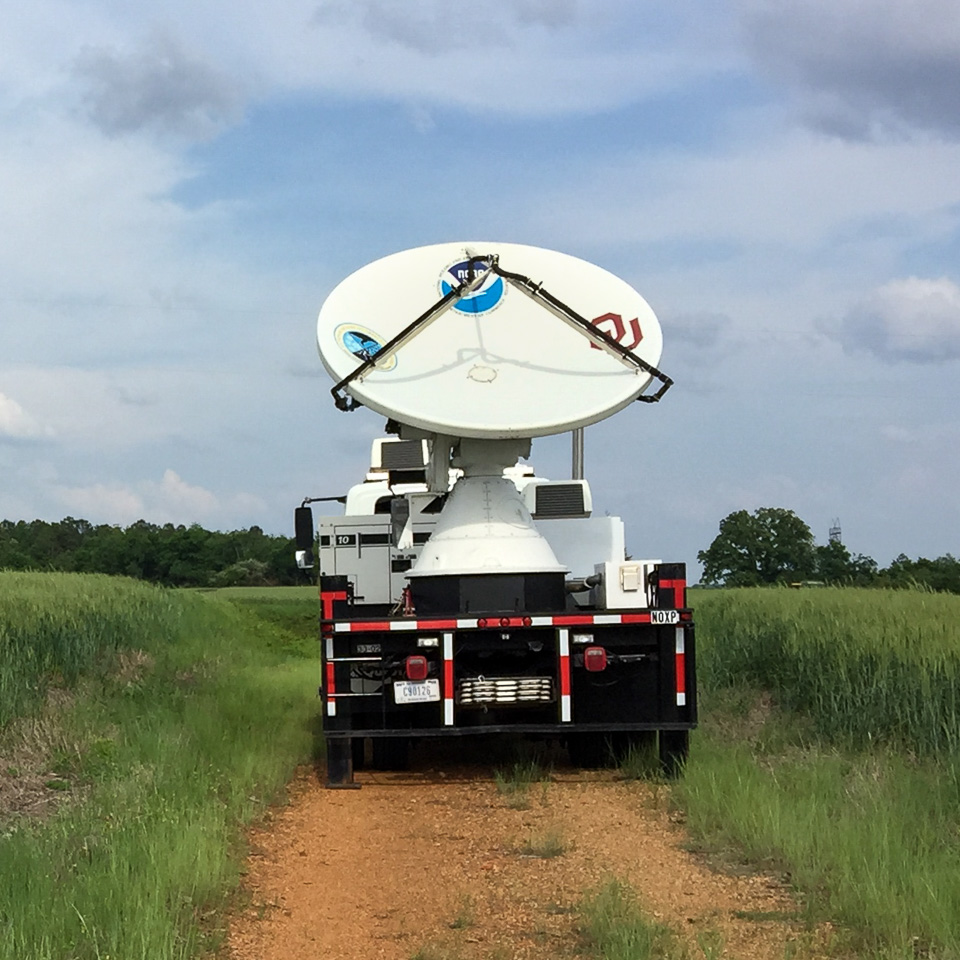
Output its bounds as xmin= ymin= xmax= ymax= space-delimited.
xmin=522 ymin=616 xmax=533 ymax=627
xmin=405 ymin=655 xmax=429 ymax=681
xmin=583 ymin=646 xmax=608 ymax=672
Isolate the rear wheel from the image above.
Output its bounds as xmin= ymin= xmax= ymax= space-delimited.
xmin=658 ymin=729 xmax=689 ymax=778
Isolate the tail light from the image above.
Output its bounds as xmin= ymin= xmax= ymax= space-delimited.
xmin=405 ymin=655 xmax=429 ymax=681
xmin=583 ymin=646 xmax=608 ymax=672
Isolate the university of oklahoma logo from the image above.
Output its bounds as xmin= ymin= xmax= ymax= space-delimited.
xmin=334 ymin=323 xmax=397 ymax=371
xmin=589 ymin=312 xmax=643 ymax=350
xmin=439 ymin=259 xmax=505 ymax=315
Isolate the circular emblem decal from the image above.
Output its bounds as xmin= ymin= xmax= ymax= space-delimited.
xmin=334 ymin=323 xmax=397 ymax=371
xmin=439 ymin=259 xmax=505 ymax=315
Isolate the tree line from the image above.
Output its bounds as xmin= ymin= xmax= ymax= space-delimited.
xmin=0 ymin=517 xmax=300 ymax=587
xmin=698 ymin=507 xmax=960 ymax=593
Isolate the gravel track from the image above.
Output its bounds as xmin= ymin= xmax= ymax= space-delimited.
xmin=226 ymin=748 xmax=828 ymax=960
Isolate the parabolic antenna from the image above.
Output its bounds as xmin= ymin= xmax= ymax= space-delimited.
xmin=316 ymin=242 xmax=669 ymax=440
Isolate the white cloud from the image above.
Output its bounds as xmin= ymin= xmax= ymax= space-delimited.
xmin=54 ymin=469 xmax=266 ymax=526
xmin=0 ymin=392 xmax=51 ymax=439
xmin=55 ymin=482 xmax=146 ymax=522
xmin=2 ymin=1 xmax=733 ymax=135
xmin=236 ymin=0 xmax=729 ymax=116
xmin=532 ymin=132 xmax=960 ymax=252
xmin=827 ymin=277 xmax=960 ymax=363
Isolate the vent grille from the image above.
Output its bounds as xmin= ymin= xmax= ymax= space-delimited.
xmin=457 ymin=676 xmax=555 ymax=706
xmin=380 ymin=441 xmax=427 ymax=470
xmin=533 ymin=483 xmax=586 ymax=518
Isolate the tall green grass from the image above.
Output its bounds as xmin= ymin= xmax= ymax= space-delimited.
xmin=679 ymin=732 xmax=960 ymax=957
xmin=579 ymin=880 xmax=684 ymax=959
xmin=680 ymin=586 xmax=960 ymax=957
xmin=0 ymin=574 xmax=320 ymax=960
xmin=0 ymin=572 xmax=186 ymax=727
xmin=693 ymin=586 xmax=960 ymax=753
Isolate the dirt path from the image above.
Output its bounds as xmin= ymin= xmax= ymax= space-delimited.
xmin=226 ymin=750 xmax=827 ymax=960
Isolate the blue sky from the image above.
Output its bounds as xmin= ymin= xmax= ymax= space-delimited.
xmin=2 ymin=0 xmax=960 ymax=574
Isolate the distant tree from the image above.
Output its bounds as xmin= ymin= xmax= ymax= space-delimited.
xmin=815 ymin=540 xmax=878 ymax=586
xmin=209 ymin=558 xmax=271 ymax=588
xmin=0 ymin=516 xmax=299 ymax=587
xmin=698 ymin=507 xmax=817 ymax=586
xmin=879 ymin=553 xmax=960 ymax=593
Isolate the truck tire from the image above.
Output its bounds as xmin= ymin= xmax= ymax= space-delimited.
xmin=658 ymin=730 xmax=689 ymax=778
xmin=371 ymin=736 xmax=410 ymax=771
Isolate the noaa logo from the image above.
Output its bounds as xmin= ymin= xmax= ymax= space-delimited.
xmin=334 ymin=323 xmax=397 ymax=371
xmin=439 ymin=259 xmax=505 ymax=315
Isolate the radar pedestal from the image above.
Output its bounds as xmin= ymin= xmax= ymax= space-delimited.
xmin=316 ymin=241 xmax=671 ymax=619
xmin=405 ymin=438 xmax=568 ymax=616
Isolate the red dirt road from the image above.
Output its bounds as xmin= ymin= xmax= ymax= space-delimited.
xmin=226 ymin=750 xmax=828 ymax=960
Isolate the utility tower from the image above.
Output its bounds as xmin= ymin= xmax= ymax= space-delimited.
xmin=828 ymin=518 xmax=842 ymax=544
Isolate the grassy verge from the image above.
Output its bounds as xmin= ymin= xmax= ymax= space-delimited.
xmin=0 ymin=574 xmax=320 ymax=960
xmin=675 ymin=586 xmax=960 ymax=959
xmin=677 ymin=696 xmax=960 ymax=958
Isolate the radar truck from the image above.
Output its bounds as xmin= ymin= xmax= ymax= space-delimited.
xmin=296 ymin=242 xmax=696 ymax=786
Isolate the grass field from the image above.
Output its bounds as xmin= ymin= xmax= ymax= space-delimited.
xmin=693 ymin=586 xmax=960 ymax=754
xmin=680 ymin=586 xmax=960 ymax=958
xmin=0 ymin=573 xmax=321 ymax=960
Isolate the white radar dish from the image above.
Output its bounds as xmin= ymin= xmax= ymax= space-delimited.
xmin=316 ymin=241 xmax=666 ymax=439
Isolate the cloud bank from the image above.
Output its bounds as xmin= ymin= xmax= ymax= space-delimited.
xmin=829 ymin=276 xmax=960 ymax=363
xmin=738 ymin=0 xmax=960 ymax=139
xmin=75 ymin=32 xmax=243 ymax=138
xmin=55 ymin=469 xmax=265 ymax=526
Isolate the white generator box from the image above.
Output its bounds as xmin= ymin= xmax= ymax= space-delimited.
xmin=591 ymin=559 xmax=660 ymax=610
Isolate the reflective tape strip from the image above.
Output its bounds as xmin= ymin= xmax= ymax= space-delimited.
xmin=558 ymin=628 xmax=571 ymax=722
xmin=443 ymin=632 xmax=454 ymax=726
xmin=320 ymin=590 xmax=347 ymax=622
xmin=325 ymin=636 xmax=337 ymax=717
xmin=660 ymin=578 xmax=687 ymax=609
xmin=330 ymin=612 xmax=654 ymax=632
xmin=675 ymin=627 xmax=686 ymax=706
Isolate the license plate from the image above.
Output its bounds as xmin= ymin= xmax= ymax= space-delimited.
xmin=394 ymin=679 xmax=441 ymax=704
xmin=651 ymin=609 xmax=680 ymax=625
